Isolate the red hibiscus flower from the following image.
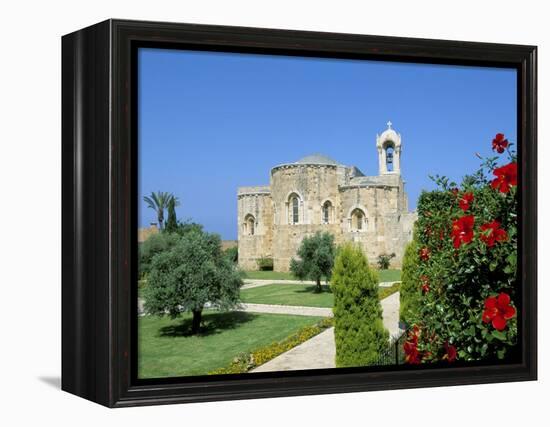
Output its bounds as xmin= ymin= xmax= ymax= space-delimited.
xmin=458 ymin=192 xmax=474 ymax=211
xmin=480 ymin=220 xmax=508 ymax=247
xmin=443 ymin=342 xmax=457 ymax=362
xmin=482 ymin=292 xmax=516 ymax=331
xmin=419 ymin=247 xmax=431 ymax=261
xmin=492 ymin=133 xmax=509 ymax=154
xmin=451 ymin=215 xmax=475 ymax=248
xmin=404 ymin=326 xmax=422 ymax=364
xmin=420 ymin=275 xmax=430 ymax=293
xmin=491 ymin=162 xmax=517 ymax=193
xmin=404 ymin=340 xmax=422 ymax=364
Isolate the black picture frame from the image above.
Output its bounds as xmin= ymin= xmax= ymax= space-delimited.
xmin=61 ymin=19 xmax=537 ymax=408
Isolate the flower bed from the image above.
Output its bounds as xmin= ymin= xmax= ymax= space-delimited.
xmin=401 ymin=133 xmax=518 ymax=364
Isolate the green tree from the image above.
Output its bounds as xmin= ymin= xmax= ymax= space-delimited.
xmin=399 ymin=240 xmax=421 ymax=325
xmin=143 ymin=191 xmax=178 ymax=230
xmin=144 ymin=229 xmax=243 ymax=334
xmin=175 ymin=220 xmax=204 ymax=236
xmin=164 ymin=197 xmax=178 ymax=233
xmin=138 ymin=231 xmax=181 ymax=278
xmin=290 ymin=231 xmax=336 ymax=293
xmin=332 ymin=243 xmax=389 ymax=367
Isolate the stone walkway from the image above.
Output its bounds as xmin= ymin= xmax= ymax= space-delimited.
xmin=250 ymin=291 xmax=402 ymax=372
xmin=380 ymin=292 xmax=402 ymax=339
xmin=241 ymin=279 xmax=317 ymax=290
xmin=253 ymin=327 xmax=336 ymax=372
xmin=241 ymin=278 xmax=400 ymax=290
xmin=239 ymin=303 xmax=332 ymax=317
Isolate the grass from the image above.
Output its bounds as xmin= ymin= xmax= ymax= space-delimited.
xmin=242 ymin=269 xmax=401 ymax=283
xmin=377 ymin=269 xmax=401 ymax=282
xmin=138 ymin=311 xmax=323 ymax=378
xmin=240 ymin=282 xmax=400 ymax=308
xmin=242 ymin=284 xmax=333 ymax=307
xmin=242 ymin=270 xmax=297 ymax=280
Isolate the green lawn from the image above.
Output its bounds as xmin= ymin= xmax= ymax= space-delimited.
xmin=377 ymin=269 xmax=401 ymax=282
xmin=241 ymin=282 xmax=400 ymax=308
xmin=138 ymin=311 xmax=323 ymax=378
xmin=242 ymin=269 xmax=401 ymax=283
xmin=242 ymin=270 xmax=297 ymax=280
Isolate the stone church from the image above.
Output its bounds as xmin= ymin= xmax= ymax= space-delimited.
xmin=237 ymin=123 xmax=417 ymax=271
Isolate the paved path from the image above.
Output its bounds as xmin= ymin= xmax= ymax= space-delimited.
xmin=241 ymin=279 xmax=317 ymax=290
xmin=241 ymin=279 xmax=400 ymax=290
xmin=250 ymin=291 xmax=402 ymax=373
xmin=380 ymin=291 xmax=402 ymax=339
xmin=239 ymin=303 xmax=332 ymax=317
xmin=253 ymin=327 xmax=336 ymax=372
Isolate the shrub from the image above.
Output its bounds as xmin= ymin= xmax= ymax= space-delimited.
xmin=332 ymin=243 xmax=389 ymax=367
xmin=290 ymin=231 xmax=336 ymax=292
xmin=224 ymin=246 xmax=238 ymax=264
xmin=144 ymin=229 xmax=243 ymax=334
xmin=138 ymin=231 xmax=180 ymax=278
xmin=402 ymin=133 xmax=518 ymax=364
xmin=377 ymin=252 xmax=396 ymax=270
xmin=256 ymin=257 xmax=274 ymax=271
xmin=399 ymin=240 xmax=421 ymax=325
xmin=378 ymin=282 xmax=401 ymax=301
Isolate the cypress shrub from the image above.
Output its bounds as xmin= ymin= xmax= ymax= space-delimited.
xmin=399 ymin=240 xmax=421 ymax=326
xmin=332 ymin=243 xmax=389 ymax=367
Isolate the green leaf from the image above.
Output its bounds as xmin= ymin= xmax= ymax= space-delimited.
xmin=491 ymin=330 xmax=507 ymax=341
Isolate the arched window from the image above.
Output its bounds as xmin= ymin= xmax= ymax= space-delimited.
xmin=244 ymin=214 xmax=255 ymax=235
xmin=385 ymin=145 xmax=394 ymax=172
xmin=287 ymin=193 xmax=301 ymax=225
xmin=291 ymin=196 xmax=299 ymax=224
xmin=322 ymin=201 xmax=332 ymax=224
xmin=351 ymin=208 xmax=366 ymax=231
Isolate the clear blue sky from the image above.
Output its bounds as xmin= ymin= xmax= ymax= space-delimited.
xmin=138 ymin=48 xmax=517 ymax=240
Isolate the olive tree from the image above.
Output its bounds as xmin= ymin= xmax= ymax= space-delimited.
xmin=143 ymin=229 xmax=243 ymax=334
xmin=138 ymin=231 xmax=180 ymax=279
xmin=290 ymin=231 xmax=336 ymax=293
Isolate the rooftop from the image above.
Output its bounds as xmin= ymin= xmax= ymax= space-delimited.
xmin=294 ymin=154 xmax=341 ymax=166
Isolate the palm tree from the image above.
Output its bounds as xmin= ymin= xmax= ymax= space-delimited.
xmin=143 ymin=191 xmax=179 ymax=230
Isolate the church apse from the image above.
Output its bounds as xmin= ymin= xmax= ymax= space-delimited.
xmin=237 ymin=123 xmax=417 ymax=271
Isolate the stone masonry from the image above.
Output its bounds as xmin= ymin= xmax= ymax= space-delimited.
xmin=238 ymin=123 xmax=417 ymax=271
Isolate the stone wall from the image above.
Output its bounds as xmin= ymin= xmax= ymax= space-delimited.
xmin=238 ymin=163 xmax=416 ymax=271
xmin=137 ymin=224 xmax=159 ymax=243
xmin=237 ymin=187 xmax=273 ymax=270
xmin=269 ymin=164 xmax=343 ymax=271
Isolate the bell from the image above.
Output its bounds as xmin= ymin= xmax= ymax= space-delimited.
xmin=386 ymin=151 xmax=394 ymax=164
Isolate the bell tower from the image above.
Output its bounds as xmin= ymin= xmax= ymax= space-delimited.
xmin=377 ymin=121 xmax=402 ymax=175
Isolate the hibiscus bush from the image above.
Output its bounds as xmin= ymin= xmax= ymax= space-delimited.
xmin=402 ymin=133 xmax=518 ymax=364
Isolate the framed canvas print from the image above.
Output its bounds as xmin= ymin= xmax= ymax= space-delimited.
xmin=61 ymin=19 xmax=537 ymax=407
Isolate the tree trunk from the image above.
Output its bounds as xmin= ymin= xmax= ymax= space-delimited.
xmin=191 ymin=310 xmax=202 ymax=334
xmin=315 ymin=278 xmax=322 ymax=293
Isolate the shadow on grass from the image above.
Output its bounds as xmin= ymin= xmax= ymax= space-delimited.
xmin=158 ymin=311 xmax=259 ymax=338
xmin=294 ymin=285 xmax=333 ymax=294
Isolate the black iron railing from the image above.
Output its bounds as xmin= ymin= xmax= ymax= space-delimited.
xmin=375 ymin=331 xmax=407 ymax=366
